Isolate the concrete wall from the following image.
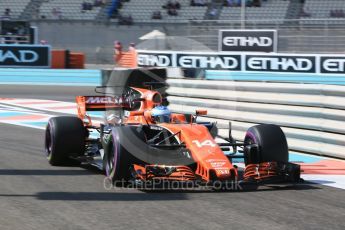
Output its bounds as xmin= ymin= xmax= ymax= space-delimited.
xmin=32 ymin=21 xmax=168 ymax=64
xmin=31 ymin=21 xmax=345 ymax=64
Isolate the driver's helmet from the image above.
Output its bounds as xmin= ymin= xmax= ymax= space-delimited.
xmin=151 ymin=106 xmax=171 ymax=123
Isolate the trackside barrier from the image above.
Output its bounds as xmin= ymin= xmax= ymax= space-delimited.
xmin=0 ymin=44 xmax=51 ymax=68
xmin=51 ymin=50 xmax=67 ymax=69
xmin=69 ymin=52 xmax=85 ymax=69
xmin=115 ymin=51 xmax=137 ymax=68
xmin=135 ymin=50 xmax=345 ymax=75
xmin=51 ymin=50 xmax=85 ymax=69
xmin=166 ymin=78 xmax=345 ymax=159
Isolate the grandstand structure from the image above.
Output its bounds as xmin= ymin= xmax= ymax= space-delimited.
xmin=119 ymin=0 xmax=209 ymax=23
xmin=301 ymin=0 xmax=345 ymax=24
xmin=38 ymin=0 xmax=105 ymax=20
xmin=1 ymin=0 xmax=345 ymax=62
xmin=0 ymin=0 xmax=31 ymax=19
xmin=219 ymin=0 xmax=290 ymax=22
xmin=0 ymin=0 xmax=344 ymax=24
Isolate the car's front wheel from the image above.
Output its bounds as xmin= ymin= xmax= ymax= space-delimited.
xmin=103 ymin=126 xmax=147 ymax=184
xmin=243 ymin=124 xmax=288 ymax=165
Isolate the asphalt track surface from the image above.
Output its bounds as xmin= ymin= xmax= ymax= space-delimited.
xmin=0 ymin=85 xmax=345 ymax=230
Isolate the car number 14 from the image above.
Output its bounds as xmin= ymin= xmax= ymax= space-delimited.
xmin=192 ymin=140 xmax=216 ymax=148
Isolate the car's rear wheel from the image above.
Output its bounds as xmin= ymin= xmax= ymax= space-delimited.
xmin=45 ymin=116 xmax=85 ymax=166
xmin=243 ymin=124 xmax=288 ymax=165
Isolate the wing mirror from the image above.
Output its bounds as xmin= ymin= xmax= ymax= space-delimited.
xmin=196 ymin=110 xmax=207 ymax=116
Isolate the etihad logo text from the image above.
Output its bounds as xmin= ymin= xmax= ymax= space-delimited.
xmin=247 ymin=57 xmax=314 ymax=72
xmin=322 ymin=58 xmax=345 ymax=73
xmin=223 ymin=36 xmax=272 ymax=47
xmin=178 ymin=55 xmax=239 ymax=69
xmin=0 ymin=50 xmax=39 ymax=63
xmin=138 ymin=54 xmax=171 ymax=67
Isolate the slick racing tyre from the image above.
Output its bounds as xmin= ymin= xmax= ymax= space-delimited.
xmin=103 ymin=126 xmax=146 ymax=184
xmin=243 ymin=124 xmax=288 ymax=165
xmin=45 ymin=116 xmax=85 ymax=166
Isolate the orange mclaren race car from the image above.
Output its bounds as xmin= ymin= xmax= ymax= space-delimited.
xmin=45 ymin=84 xmax=301 ymax=190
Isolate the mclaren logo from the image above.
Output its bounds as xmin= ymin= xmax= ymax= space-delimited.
xmin=86 ymin=96 xmax=121 ymax=104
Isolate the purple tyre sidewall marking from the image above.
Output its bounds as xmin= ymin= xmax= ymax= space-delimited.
xmin=106 ymin=129 xmax=119 ymax=178
xmin=45 ymin=120 xmax=55 ymax=157
xmin=245 ymin=131 xmax=257 ymax=144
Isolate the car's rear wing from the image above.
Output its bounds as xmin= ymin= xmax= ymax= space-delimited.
xmin=76 ymin=96 xmax=130 ymax=125
xmin=76 ymin=96 xmax=128 ymax=111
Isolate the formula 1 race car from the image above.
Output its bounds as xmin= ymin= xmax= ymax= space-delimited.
xmin=45 ymin=84 xmax=301 ymax=190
